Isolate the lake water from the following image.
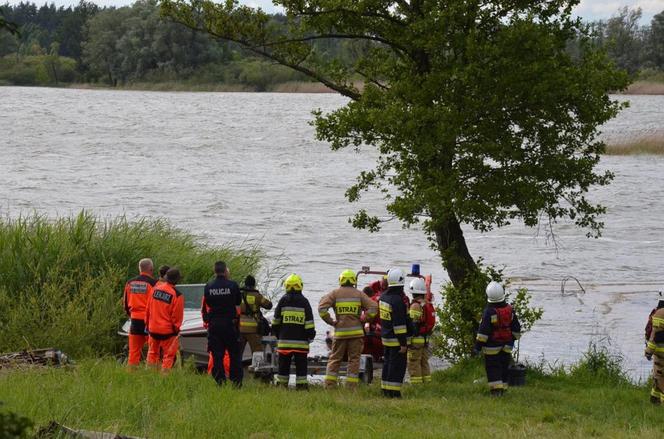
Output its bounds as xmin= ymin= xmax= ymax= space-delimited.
xmin=1 ymin=87 xmax=663 ymax=379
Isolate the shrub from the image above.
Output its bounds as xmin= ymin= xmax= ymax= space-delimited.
xmin=431 ymin=261 xmax=543 ymax=363
xmin=0 ymin=404 xmax=32 ymax=439
xmin=0 ymin=212 xmax=261 ymax=357
xmin=569 ymin=341 xmax=629 ymax=385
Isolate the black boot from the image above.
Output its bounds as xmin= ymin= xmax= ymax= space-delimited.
xmin=651 ymin=395 xmax=661 ymax=405
xmin=490 ymin=389 xmax=504 ymax=397
xmin=296 ymin=384 xmax=309 ymax=391
xmin=382 ymin=389 xmax=391 ymax=398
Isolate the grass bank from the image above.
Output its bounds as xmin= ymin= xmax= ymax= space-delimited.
xmin=605 ymin=134 xmax=664 ymax=155
xmin=0 ymin=356 xmax=659 ymax=438
xmin=0 ymin=212 xmax=260 ymax=357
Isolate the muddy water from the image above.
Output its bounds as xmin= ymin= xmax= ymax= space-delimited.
xmin=1 ymin=87 xmax=663 ymax=378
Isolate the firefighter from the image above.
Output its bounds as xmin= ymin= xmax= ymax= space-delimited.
xmin=380 ymin=268 xmax=411 ymax=398
xmin=272 ymin=273 xmax=315 ymax=390
xmin=407 ymin=277 xmax=435 ymax=384
xmin=319 ymin=269 xmax=378 ymax=389
xmin=645 ymin=294 xmax=664 ymax=404
xmin=474 ymin=281 xmax=521 ymax=396
xmin=123 ymin=258 xmax=156 ymax=368
xmin=145 ymin=267 xmax=184 ymax=371
xmin=239 ymin=275 xmax=273 ymax=354
xmin=202 ymin=261 xmax=243 ymax=386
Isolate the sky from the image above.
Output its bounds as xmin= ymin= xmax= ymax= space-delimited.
xmin=3 ymin=0 xmax=663 ymax=23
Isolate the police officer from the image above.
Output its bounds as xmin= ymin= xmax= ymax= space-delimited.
xmin=202 ymin=261 xmax=243 ymax=386
xmin=123 ymin=258 xmax=156 ymax=368
xmin=645 ymin=294 xmax=664 ymax=404
xmin=319 ymin=269 xmax=377 ymax=389
xmin=474 ymin=281 xmax=521 ymax=396
xmin=379 ymin=268 xmax=411 ymax=398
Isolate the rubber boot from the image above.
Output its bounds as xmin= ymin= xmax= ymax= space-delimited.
xmin=650 ymin=395 xmax=661 ymax=405
xmin=296 ymin=384 xmax=309 ymax=391
xmin=490 ymin=389 xmax=504 ymax=397
xmin=382 ymin=389 xmax=391 ymax=398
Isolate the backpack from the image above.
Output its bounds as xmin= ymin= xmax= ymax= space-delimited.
xmin=491 ymin=304 xmax=514 ymax=343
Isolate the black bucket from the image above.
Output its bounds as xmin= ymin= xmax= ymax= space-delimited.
xmin=508 ymin=363 xmax=526 ymax=387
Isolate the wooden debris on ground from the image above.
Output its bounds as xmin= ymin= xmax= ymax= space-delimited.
xmin=0 ymin=348 xmax=69 ymax=369
xmin=37 ymin=421 xmax=143 ymax=439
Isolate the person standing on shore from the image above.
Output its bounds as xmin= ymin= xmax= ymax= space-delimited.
xmin=202 ymin=261 xmax=243 ymax=386
xmin=239 ymin=275 xmax=273 ymax=354
xmin=123 ymin=258 xmax=156 ymax=368
xmin=379 ymin=268 xmax=410 ymax=398
xmin=145 ymin=267 xmax=184 ymax=371
xmin=406 ymin=277 xmax=435 ymax=385
xmin=319 ymin=269 xmax=377 ymax=389
xmin=272 ymin=274 xmax=315 ymax=390
xmin=474 ymin=281 xmax=521 ymax=396
xmin=645 ymin=295 xmax=664 ymax=404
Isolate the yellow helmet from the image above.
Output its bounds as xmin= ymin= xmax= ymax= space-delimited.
xmin=338 ymin=269 xmax=357 ymax=287
xmin=284 ymin=273 xmax=303 ymax=292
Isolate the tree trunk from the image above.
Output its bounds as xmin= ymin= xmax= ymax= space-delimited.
xmin=433 ymin=214 xmax=477 ymax=287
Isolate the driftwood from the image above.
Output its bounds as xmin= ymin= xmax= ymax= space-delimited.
xmin=0 ymin=348 xmax=69 ymax=369
xmin=37 ymin=421 xmax=143 ymax=439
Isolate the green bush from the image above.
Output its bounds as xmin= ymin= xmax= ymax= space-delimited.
xmin=0 ymin=55 xmax=79 ymax=85
xmin=569 ymin=342 xmax=629 ymax=385
xmin=431 ymin=261 xmax=543 ymax=363
xmin=0 ymin=212 xmax=261 ymax=357
xmin=0 ymin=404 xmax=32 ymax=439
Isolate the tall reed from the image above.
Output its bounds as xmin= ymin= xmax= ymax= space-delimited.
xmin=0 ymin=211 xmax=261 ymax=357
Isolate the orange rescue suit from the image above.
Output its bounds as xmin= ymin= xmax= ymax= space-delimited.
xmin=146 ymin=282 xmax=185 ymax=337
xmin=123 ymin=272 xmax=156 ymax=321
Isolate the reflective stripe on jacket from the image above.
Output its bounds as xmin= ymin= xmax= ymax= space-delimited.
xmin=409 ymin=300 xmax=426 ymax=346
xmin=646 ymin=308 xmax=664 ymax=355
xmin=380 ymin=287 xmax=410 ymax=347
xmin=318 ymin=286 xmax=378 ymax=339
xmin=145 ymin=282 xmax=184 ymax=337
xmin=123 ymin=273 xmax=156 ymax=321
xmin=475 ymin=302 xmax=521 ymax=355
xmin=239 ymin=288 xmax=272 ymax=334
xmin=272 ymin=292 xmax=315 ymax=353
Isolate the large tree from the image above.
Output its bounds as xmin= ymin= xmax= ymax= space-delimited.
xmin=163 ymin=0 xmax=628 ymax=287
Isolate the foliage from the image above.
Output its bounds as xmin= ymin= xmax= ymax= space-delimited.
xmin=569 ymin=342 xmax=629 ymax=384
xmin=163 ymin=0 xmax=629 ymax=289
xmin=0 ymin=404 xmax=33 ymax=439
xmin=0 ymin=359 xmax=660 ymax=438
xmin=0 ymin=212 xmax=261 ymax=357
xmin=432 ymin=262 xmax=543 ymax=363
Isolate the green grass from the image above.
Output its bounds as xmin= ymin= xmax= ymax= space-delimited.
xmin=0 ymin=358 xmax=660 ymax=438
xmin=0 ymin=212 xmax=261 ymax=357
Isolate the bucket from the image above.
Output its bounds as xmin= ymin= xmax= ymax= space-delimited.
xmin=508 ymin=363 xmax=526 ymax=387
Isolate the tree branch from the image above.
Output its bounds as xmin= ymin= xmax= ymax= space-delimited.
xmin=250 ymin=33 xmax=409 ymax=58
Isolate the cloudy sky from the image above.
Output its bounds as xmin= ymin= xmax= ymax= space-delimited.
xmin=4 ymin=0 xmax=663 ymax=22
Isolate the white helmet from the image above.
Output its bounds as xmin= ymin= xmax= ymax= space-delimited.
xmin=486 ymin=281 xmax=505 ymax=303
xmin=387 ymin=268 xmax=405 ymax=287
xmin=409 ymin=277 xmax=426 ymax=296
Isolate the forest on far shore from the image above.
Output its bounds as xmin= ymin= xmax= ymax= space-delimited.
xmin=1 ymin=1 xmax=663 ymax=91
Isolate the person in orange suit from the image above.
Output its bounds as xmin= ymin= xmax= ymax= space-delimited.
xmin=145 ymin=267 xmax=185 ymax=371
xmin=123 ymin=258 xmax=156 ymax=368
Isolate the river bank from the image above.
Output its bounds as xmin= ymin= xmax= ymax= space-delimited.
xmin=2 ymin=78 xmax=664 ymax=95
xmin=0 ymin=356 xmax=658 ymax=438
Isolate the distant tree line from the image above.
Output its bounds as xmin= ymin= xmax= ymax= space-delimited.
xmin=0 ymin=1 xmax=662 ymax=88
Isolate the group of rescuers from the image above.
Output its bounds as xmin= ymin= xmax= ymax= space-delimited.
xmin=124 ymin=258 xmax=522 ymax=397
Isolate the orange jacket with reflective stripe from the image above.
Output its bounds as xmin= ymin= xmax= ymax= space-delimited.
xmin=123 ymin=273 xmax=156 ymax=321
xmin=145 ymin=282 xmax=184 ymax=337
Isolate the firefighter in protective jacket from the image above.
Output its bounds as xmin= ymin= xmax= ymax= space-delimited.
xmin=407 ymin=277 xmax=435 ymax=384
xmin=145 ymin=267 xmax=184 ymax=371
xmin=123 ymin=258 xmax=156 ymax=367
xmin=380 ymin=268 xmax=411 ymax=398
xmin=239 ymin=275 xmax=273 ymax=353
xmin=272 ymin=273 xmax=315 ymax=389
xmin=319 ymin=269 xmax=377 ymax=388
xmin=645 ymin=295 xmax=664 ymax=404
xmin=474 ymin=281 xmax=521 ymax=396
